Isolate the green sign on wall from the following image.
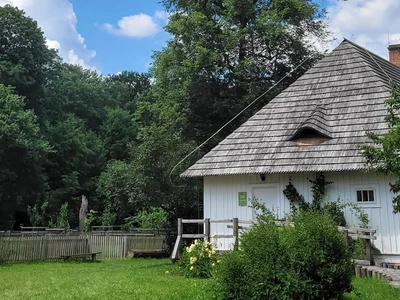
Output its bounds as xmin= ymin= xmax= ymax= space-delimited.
xmin=238 ymin=192 xmax=247 ymax=207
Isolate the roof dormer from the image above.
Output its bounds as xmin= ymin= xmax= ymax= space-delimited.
xmin=291 ymin=126 xmax=331 ymax=146
xmin=290 ymin=105 xmax=331 ymax=146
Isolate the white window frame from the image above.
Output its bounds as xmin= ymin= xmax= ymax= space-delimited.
xmin=351 ymin=184 xmax=380 ymax=208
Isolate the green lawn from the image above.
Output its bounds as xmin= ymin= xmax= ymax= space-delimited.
xmin=1 ymin=259 xmax=400 ymax=300
xmin=345 ymin=277 xmax=400 ymax=300
xmin=0 ymin=259 xmax=214 ymax=300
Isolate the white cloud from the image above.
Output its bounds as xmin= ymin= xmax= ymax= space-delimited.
xmin=103 ymin=13 xmax=160 ymax=38
xmin=0 ymin=0 xmax=97 ymax=70
xmin=46 ymin=39 xmax=61 ymax=51
xmin=154 ymin=10 xmax=169 ymax=22
xmin=326 ymin=0 xmax=400 ymax=59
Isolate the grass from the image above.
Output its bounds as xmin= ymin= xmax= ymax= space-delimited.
xmin=345 ymin=277 xmax=400 ymax=300
xmin=1 ymin=259 xmax=400 ymax=299
xmin=0 ymin=259 xmax=215 ymax=300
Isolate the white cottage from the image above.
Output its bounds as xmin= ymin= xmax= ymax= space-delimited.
xmin=182 ymin=39 xmax=400 ymax=255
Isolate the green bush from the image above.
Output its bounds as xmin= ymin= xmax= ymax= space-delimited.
xmin=179 ymin=239 xmax=220 ymax=278
xmin=216 ymin=211 xmax=353 ymax=300
xmin=124 ymin=207 xmax=168 ymax=232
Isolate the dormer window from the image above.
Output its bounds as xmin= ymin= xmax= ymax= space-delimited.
xmin=291 ymin=127 xmax=330 ymax=146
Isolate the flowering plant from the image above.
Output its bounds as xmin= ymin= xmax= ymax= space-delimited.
xmin=179 ymin=239 xmax=220 ymax=278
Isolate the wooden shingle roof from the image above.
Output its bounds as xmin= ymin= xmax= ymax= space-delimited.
xmin=182 ymin=39 xmax=400 ymax=177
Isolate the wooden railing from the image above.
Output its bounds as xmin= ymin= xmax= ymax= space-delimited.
xmin=171 ymin=218 xmax=244 ymax=262
xmin=338 ymin=226 xmax=377 ymax=265
xmin=170 ymin=218 xmax=377 ymax=265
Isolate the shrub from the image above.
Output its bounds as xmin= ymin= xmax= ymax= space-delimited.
xmin=179 ymin=239 xmax=220 ymax=278
xmin=216 ymin=211 xmax=353 ymax=300
xmin=124 ymin=207 xmax=168 ymax=232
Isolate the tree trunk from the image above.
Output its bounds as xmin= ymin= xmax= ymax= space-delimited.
xmin=79 ymin=195 xmax=88 ymax=232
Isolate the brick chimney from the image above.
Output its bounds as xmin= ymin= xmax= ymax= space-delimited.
xmin=388 ymin=44 xmax=400 ymax=67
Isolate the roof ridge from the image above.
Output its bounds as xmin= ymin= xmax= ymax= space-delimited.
xmin=340 ymin=39 xmax=400 ymax=87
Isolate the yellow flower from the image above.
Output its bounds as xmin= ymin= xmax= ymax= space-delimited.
xmin=217 ymin=259 xmax=221 ymax=263
xmin=190 ymin=257 xmax=197 ymax=264
xmin=208 ymin=253 xmax=211 ymax=258
xmin=186 ymin=246 xmax=190 ymax=253
xmin=190 ymin=266 xmax=194 ymax=271
xmin=212 ymin=263 xmax=215 ymax=267
xmin=211 ymin=250 xmax=216 ymax=255
xmin=211 ymin=234 xmax=216 ymax=238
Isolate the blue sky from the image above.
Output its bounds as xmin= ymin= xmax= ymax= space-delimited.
xmin=69 ymin=0 xmax=169 ymax=74
xmin=1 ymin=0 xmax=400 ymax=75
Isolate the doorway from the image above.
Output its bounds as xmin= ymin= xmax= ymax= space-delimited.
xmin=252 ymin=185 xmax=280 ymax=218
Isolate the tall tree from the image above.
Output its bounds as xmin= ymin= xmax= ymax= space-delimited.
xmin=45 ymin=115 xmax=106 ymax=224
xmin=42 ymin=64 xmax=111 ymax=131
xmin=154 ymin=0 xmax=327 ymax=145
xmin=0 ymin=5 xmax=57 ymax=114
xmin=0 ymin=85 xmax=49 ymax=229
xmin=105 ymin=71 xmax=152 ymax=113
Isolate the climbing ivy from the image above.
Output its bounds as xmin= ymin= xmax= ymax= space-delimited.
xmin=309 ymin=172 xmax=333 ymax=210
xmin=283 ymin=172 xmax=332 ymax=212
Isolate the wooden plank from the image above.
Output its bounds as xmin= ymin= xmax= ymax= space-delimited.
xmin=210 ymin=219 xmax=234 ymax=223
xmin=214 ymin=235 xmax=234 ymax=238
xmin=170 ymin=235 xmax=182 ymax=262
xmin=227 ymin=224 xmax=250 ymax=230
xmin=349 ymin=234 xmax=377 ymax=240
xmin=182 ymin=219 xmax=205 ymax=224
xmin=338 ymin=226 xmax=376 ymax=233
xmin=182 ymin=234 xmax=205 ymax=238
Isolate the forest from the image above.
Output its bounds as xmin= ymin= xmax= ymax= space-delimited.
xmin=0 ymin=0 xmax=329 ymax=231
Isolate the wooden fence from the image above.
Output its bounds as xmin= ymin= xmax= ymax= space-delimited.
xmin=170 ymin=218 xmax=377 ymax=264
xmin=0 ymin=234 xmax=166 ymax=263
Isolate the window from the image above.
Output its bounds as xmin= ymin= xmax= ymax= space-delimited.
xmin=356 ymin=189 xmax=375 ymax=203
xmin=351 ymin=185 xmax=380 ymax=208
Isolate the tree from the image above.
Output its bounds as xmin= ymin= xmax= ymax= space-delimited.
xmin=99 ymin=108 xmax=138 ymax=161
xmin=42 ymin=64 xmax=111 ymax=131
xmin=45 ymin=115 xmax=106 ymax=224
xmin=362 ymin=84 xmax=400 ymax=213
xmin=0 ymin=85 xmax=49 ymax=229
xmin=0 ymin=5 xmax=57 ymax=113
xmin=154 ymin=0 xmax=327 ymax=146
xmin=105 ymin=71 xmax=152 ymax=113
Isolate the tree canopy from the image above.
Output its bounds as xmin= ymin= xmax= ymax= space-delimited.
xmin=0 ymin=2 xmax=329 ymax=232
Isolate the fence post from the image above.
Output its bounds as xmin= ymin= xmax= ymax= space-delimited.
xmin=177 ymin=218 xmax=183 ymax=240
xmin=233 ymin=218 xmax=239 ymax=250
xmin=123 ymin=235 xmax=128 ymax=257
xmin=365 ymin=234 xmax=374 ymax=265
xmin=41 ymin=236 xmax=48 ymax=261
xmin=204 ymin=218 xmax=210 ymax=243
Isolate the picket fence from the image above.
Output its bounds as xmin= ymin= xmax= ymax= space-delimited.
xmin=0 ymin=234 xmax=166 ymax=263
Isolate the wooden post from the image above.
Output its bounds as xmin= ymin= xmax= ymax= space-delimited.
xmin=171 ymin=218 xmax=183 ymax=263
xmin=122 ymin=235 xmax=127 ymax=257
xmin=361 ymin=267 xmax=367 ymax=277
xmin=178 ymin=218 xmax=183 ymax=240
xmin=204 ymin=218 xmax=210 ymax=243
xmin=365 ymin=236 xmax=374 ymax=265
xmin=79 ymin=195 xmax=88 ymax=232
xmin=233 ymin=218 xmax=239 ymax=250
xmin=176 ymin=218 xmax=183 ymax=259
xmin=355 ymin=265 xmax=362 ymax=277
